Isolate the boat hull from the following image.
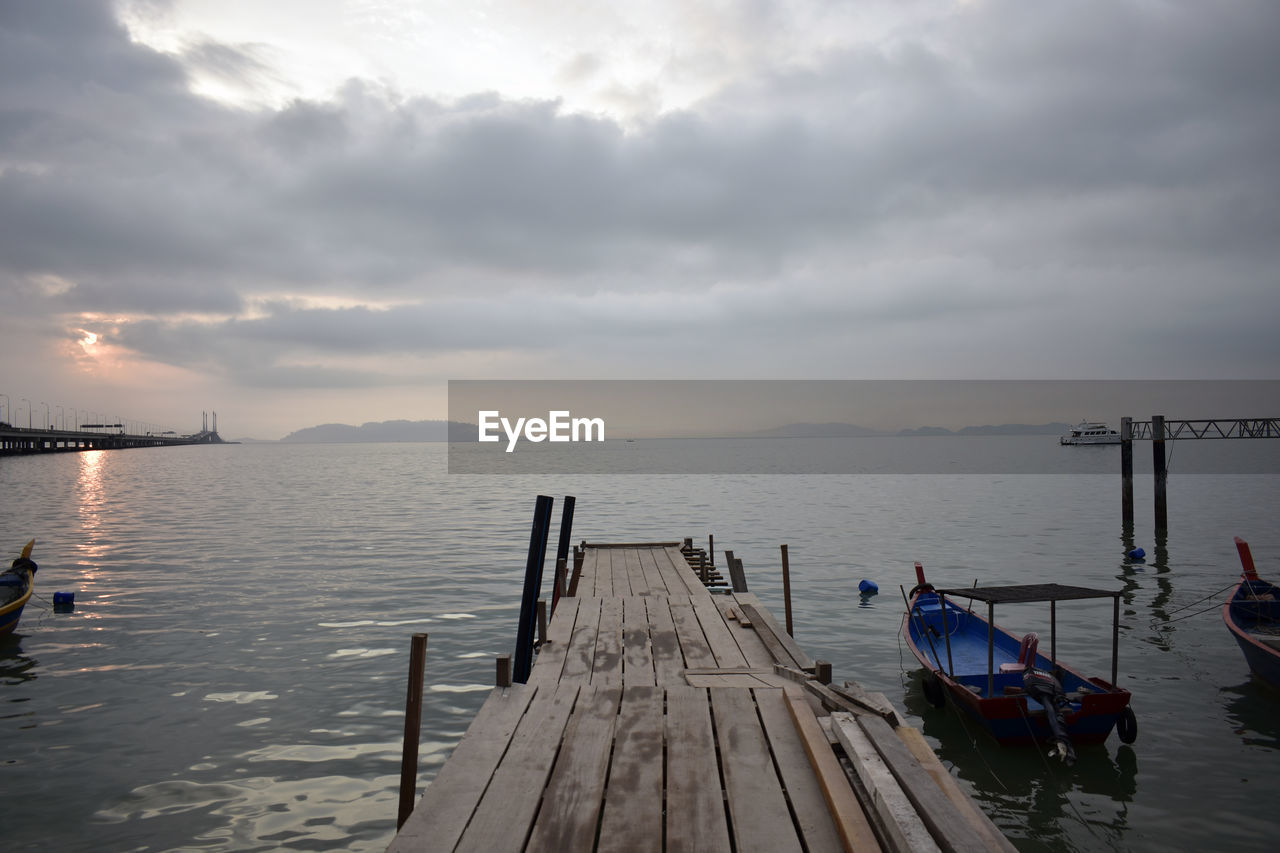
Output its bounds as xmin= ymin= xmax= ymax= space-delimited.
xmin=904 ymin=591 xmax=1132 ymax=746
xmin=1223 ymin=576 xmax=1280 ymax=689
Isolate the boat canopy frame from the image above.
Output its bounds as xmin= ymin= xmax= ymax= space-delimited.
xmin=931 ymin=583 xmax=1122 ymax=699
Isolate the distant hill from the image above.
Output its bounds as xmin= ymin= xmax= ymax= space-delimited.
xmin=749 ymin=422 xmax=880 ymax=438
xmin=898 ymin=422 xmax=1072 ymax=436
xmin=280 ymin=419 xmax=476 ymax=443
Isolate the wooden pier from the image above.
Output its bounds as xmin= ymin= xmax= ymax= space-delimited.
xmin=389 ymin=540 xmax=1014 ymax=853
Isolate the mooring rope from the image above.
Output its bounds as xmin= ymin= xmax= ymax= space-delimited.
xmin=1146 ymin=581 xmax=1236 ymax=627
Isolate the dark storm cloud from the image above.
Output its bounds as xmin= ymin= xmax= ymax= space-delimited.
xmin=3 ymin=0 xmax=1279 ymax=387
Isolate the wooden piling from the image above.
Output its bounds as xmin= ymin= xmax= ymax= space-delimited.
xmin=397 ymin=632 xmax=429 ymax=830
xmin=536 ymin=600 xmax=548 ymax=647
xmin=1120 ymin=417 xmax=1134 ymax=527
xmin=781 ymin=544 xmax=793 ymax=637
xmin=496 ymin=654 xmax=512 ymax=688
xmin=1152 ymin=414 xmax=1168 ymax=532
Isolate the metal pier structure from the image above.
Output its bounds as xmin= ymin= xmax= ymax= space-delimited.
xmin=388 ymin=533 xmax=1014 ymax=853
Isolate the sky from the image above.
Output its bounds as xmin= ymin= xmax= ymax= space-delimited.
xmin=1 ymin=0 xmax=1278 ymax=439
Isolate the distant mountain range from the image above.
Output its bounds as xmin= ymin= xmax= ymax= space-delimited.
xmin=279 ymin=419 xmax=475 ymax=442
xmin=753 ymin=422 xmax=1072 ymax=438
xmin=262 ymin=418 xmax=1073 ymax=443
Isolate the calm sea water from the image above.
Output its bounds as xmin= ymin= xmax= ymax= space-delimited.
xmin=2 ymin=439 xmax=1279 ymax=852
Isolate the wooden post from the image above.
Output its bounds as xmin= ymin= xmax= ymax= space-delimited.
xmin=397 ymin=632 xmax=429 ymax=830
xmin=780 ymin=544 xmax=794 ymax=637
xmin=514 ymin=495 xmax=554 ymax=683
xmin=708 ymin=534 xmax=715 ymax=567
xmin=569 ymin=545 xmax=585 ymax=597
xmin=815 ymin=660 xmax=832 ymax=685
xmin=1152 ymin=414 xmax=1168 ymax=533
xmin=551 ymin=497 xmax=575 ymax=615
xmin=536 ymin=600 xmax=548 ymax=648
xmin=1120 ymin=417 xmax=1134 ymax=527
xmin=496 ymin=654 xmax=512 ymax=688
xmin=698 ymin=551 xmax=708 ymax=584
xmin=552 ymin=557 xmax=568 ymax=613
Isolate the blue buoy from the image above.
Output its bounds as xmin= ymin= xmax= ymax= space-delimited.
xmin=1127 ymin=547 xmax=1146 ymax=561
xmin=858 ymin=579 xmax=879 ymax=595
xmin=53 ymin=591 xmax=75 ymax=605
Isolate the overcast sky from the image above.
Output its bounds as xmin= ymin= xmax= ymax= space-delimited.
xmin=2 ymin=0 xmax=1277 ymax=438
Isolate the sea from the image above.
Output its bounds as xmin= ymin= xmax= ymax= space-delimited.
xmin=2 ymin=437 xmax=1279 ymax=852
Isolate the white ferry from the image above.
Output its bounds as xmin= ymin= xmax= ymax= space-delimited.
xmin=1060 ymin=421 xmax=1121 ymax=445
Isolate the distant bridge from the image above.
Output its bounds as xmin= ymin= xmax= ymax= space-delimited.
xmin=0 ymin=421 xmax=230 ymax=457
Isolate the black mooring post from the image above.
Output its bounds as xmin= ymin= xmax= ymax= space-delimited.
xmin=551 ymin=496 xmax=576 ymax=615
xmin=1120 ymin=417 xmax=1134 ymax=527
xmin=514 ymin=495 xmax=554 ymax=683
xmin=1152 ymin=414 xmax=1168 ymax=533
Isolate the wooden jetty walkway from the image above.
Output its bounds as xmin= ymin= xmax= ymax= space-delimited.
xmin=389 ymin=540 xmax=1014 ymax=853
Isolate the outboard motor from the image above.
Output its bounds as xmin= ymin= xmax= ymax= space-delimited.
xmin=1022 ymin=665 xmax=1076 ymax=765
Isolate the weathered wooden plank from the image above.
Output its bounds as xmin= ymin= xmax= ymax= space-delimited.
xmin=526 ymin=686 xmax=622 ymax=853
xmin=712 ymin=595 xmax=776 ymax=668
xmin=623 ymin=547 xmax=649 ymax=595
xmin=623 ymin=596 xmax=656 ymax=686
xmin=388 ymin=684 xmax=538 ymax=853
xmin=528 ymin=596 xmax=580 ymax=685
xmin=559 ymin=597 xmax=602 ymax=683
xmin=596 ymin=548 xmax=615 ymax=597
xmin=666 ymin=686 xmax=733 ymax=853
xmin=651 ymin=545 xmax=694 ymax=594
xmin=739 ymin=602 xmax=805 ymax=670
xmin=783 ymin=690 xmax=881 ymax=853
xmin=894 ymin=727 xmax=1017 ymax=853
xmin=611 ymin=547 xmax=634 ymax=595
xmin=857 ymin=716 xmax=998 ymax=853
xmin=710 ymin=688 xmax=805 ymax=853
xmin=831 ymin=712 xmax=940 ymax=853
xmin=636 ymin=548 xmax=669 ymax=595
xmin=835 ymin=681 xmax=906 ymax=727
xmin=575 ymin=548 xmax=600 ymax=597
xmin=593 ymin=597 xmax=624 ymax=687
xmin=454 ymin=682 xmax=581 ymax=853
xmin=647 ymin=596 xmax=686 ymax=686
xmin=669 ymin=598 xmax=718 ymax=669
xmin=736 ymin=595 xmax=814 ymax=671
xmin=752 ymin=689 xmax=845 ymax=853
xmin=598 ymin=685 xmax=665 ymax=853
xmin=692 ymin=593 xmax=750 ymax=669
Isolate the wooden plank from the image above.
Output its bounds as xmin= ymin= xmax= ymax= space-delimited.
xmin=593 ymin=597 xmax=623 ymax=687
xmin=856 ymin=716 xmax=1002 ymax=853
xmin=739 ymin=603 xmax=805 ymax=670
xmin=647 ymin=596 xmax=686 ymax=686
xmin=598 ymin=685 xmax=665 ymax=853
xmin=388 ymin=684 xmax=538 ymax=853
xmin=528 ymin=596 xmax=580 ymax=685
xmin=666 ymin=686 xmax=733 ymax=853
xmin=596 ymin=548 xmax=614 ymax=597
xmin=783 ymin=690 xmax=881 ymax=853
xmin=623 ymin=547 xmax=649 ymax=595
xmin=835 ymin=681 xmax=907 ymax=727
xmin=651 ymin=546 xmax=694 ymax=594
xmin=612 ymin=547 xmax=634 ymax=595
xmin=692 ymin=593 xmax=749 ymax=669
xmin=894 ymin=727 xmax=1017 ymax=853
xmin=638 ymin=547 xmax=670 ymax=595
xmin=712 ymin=596 xmax=776 ymax=668
xmin=753 ymin=689 xmax=845 ymax=853
xmin=559 ymin=597 xmax=602 ymax=683
xmin=454 ymin=682 xmax=581 ymax=853
xmin=669 ymin=598 xmax=717 ymax=669
xmin=575 ymin=548 xmax=599 ymax=597
xmin=526 ymin=686 xmax=622 ymax=853
xmin=623 ymin=596 xmax=656 ymax=686
xmin=736 ymin=594 xmax=815 ymax=670
xmin=710 ymin=688 xmax=805 ymax=853
xmin=831 ymin=712 xmax=940 ymax=853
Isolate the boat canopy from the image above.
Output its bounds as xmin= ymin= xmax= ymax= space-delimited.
xmin=934 ymin=583 xmax=1120 ymax=604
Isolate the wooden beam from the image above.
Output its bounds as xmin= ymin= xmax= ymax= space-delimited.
xmin=783 ymin=690 xmax=881 ymax=853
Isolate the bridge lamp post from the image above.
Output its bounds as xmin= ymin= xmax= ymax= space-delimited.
xmin=41 ymin=402 xmax=48 ymax=430
xmin=22 ymin=398 xmax=31 ymax=429
xmin=0 ymin=394 xmax=8 ymax=425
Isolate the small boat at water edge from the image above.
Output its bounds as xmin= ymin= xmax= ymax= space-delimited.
xmin=903 ymin=563 xmax=1136 ymax=763
xmin=1224 ymin=536 xmax=1280 ymax=689
xmin=1060 ymin=421 xmax=1121 ymax=445
xmin=0 ymin=539 xmax=38 ymax=636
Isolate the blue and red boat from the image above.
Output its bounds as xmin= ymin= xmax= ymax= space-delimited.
xmin=903 ymin=562 xmax=1136 ymax=763
xmin=1224 ymin=536 xmax=1280 ymax=689
xmin=0 ymin=540 xmax=38 ymax=636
